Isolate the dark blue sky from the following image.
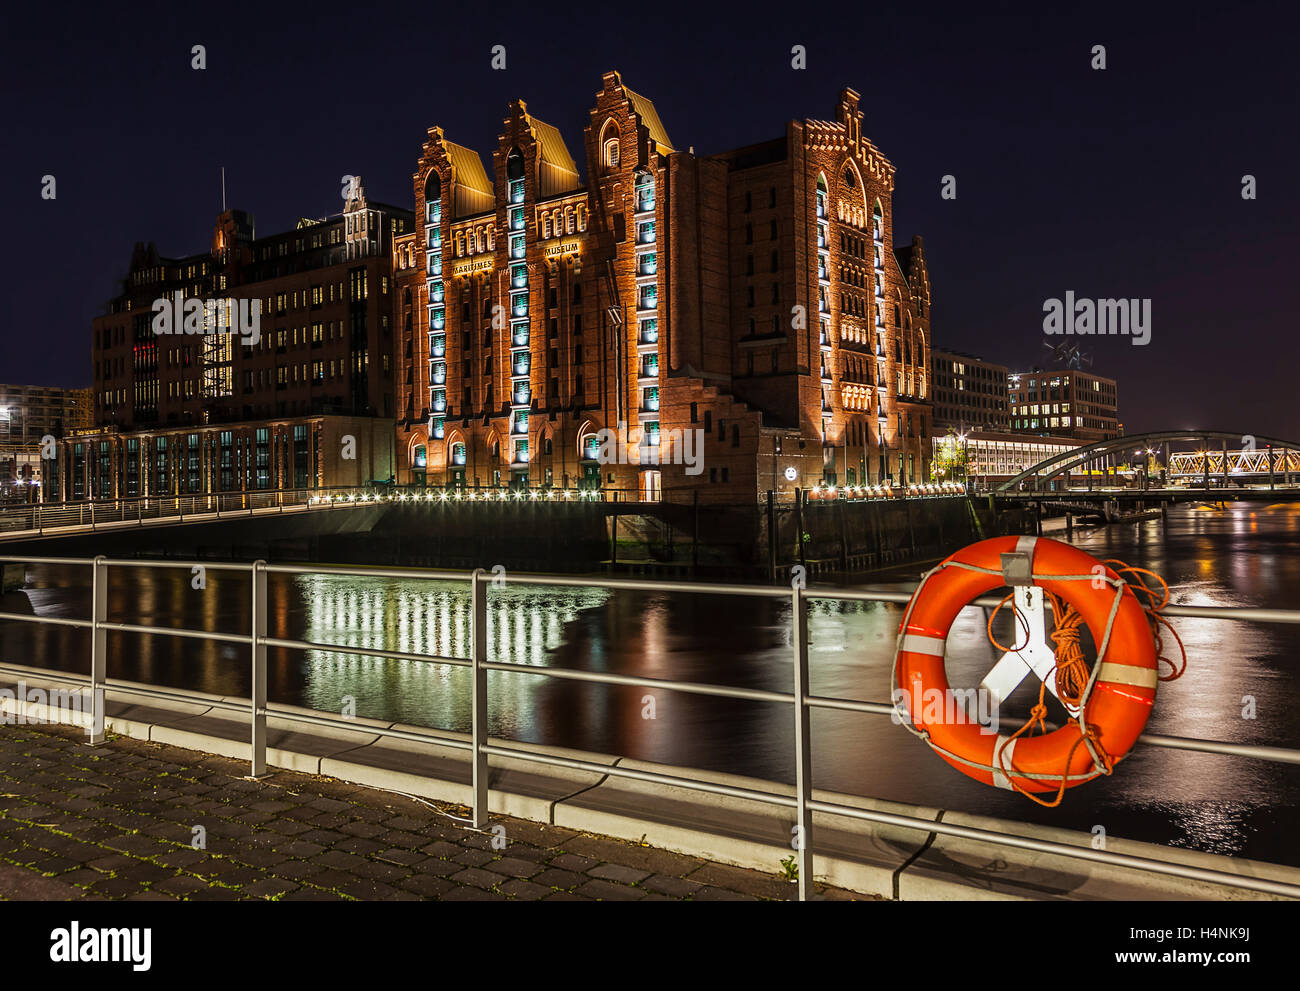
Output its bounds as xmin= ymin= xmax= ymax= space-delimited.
xmin=4 ymin=1 xmax=1297 ymax=436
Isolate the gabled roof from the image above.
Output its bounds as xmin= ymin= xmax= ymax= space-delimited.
xmin=445 ymin=139 xmax=492 ymax=197
xmin=529 ymin=118 xmax=578 ymax=177
xmin=623 ymin=85 xmax=674 ymax=153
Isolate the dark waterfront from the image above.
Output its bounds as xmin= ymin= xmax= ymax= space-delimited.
xmin=3 ymin=501 xmax=1299 ymax=865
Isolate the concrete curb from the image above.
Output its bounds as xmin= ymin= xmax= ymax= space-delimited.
xmin=1 ymin=662 xmax=1295 ymax=900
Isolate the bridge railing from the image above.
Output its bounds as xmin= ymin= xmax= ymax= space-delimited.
xmin=0 ymin=481 xmax=982 ymax=537
xmin=1 ymin=553 xmax=1298 ymax=901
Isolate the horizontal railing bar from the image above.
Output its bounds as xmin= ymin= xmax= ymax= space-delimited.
xmin=262 ymin=563 xmax=469 ymax=582
xmin=1159 ymin=604 xmax=1300 ymax=624
xmin=98 ymin=622 xmax=253 ymax=645
xmin=1130 ymin=731 xmax=1300 ymax=765
xmin=804 ymin=798 xmax=1300 ymax=899
xmin=494 ymin=572 xmax=792 ymax=597
xmin=805 ymin=694 xmax=895 ymax=715
xmin=0 ymin=555 xmax=97 ymax=565
xmin=263 ymin=706 xmax=473 ymax=751
xmin=0 ymin=611 xmax=94 ymax=630
xmin=97 ymin=559 xmax=255 ymax=573
xmin=479 ymin=661 xmax=795 ymax=703
xmin=479 ymin=743 xmax=798 ymax=807
xmin=261 ymin=636 xmax=468 ymax=667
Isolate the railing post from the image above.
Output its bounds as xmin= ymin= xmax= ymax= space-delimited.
xmin=249 ymin=560 xmax=268 ymax=778
xmin=87 ymin=555 xmax=108 ymax=746
xmin=470 ymin=568 xmax=489 ymax=827
xmin=791 ymin=583 xmax=813 ymax=901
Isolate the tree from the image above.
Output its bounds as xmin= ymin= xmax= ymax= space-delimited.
xmin=930 ymin=429 xmax=970 ymax=482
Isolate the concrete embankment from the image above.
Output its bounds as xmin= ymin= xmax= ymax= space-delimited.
xmin=1 ymin=661 xmax=1293 ymax=901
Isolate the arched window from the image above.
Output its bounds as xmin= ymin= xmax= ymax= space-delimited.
xmin=634 ymin=170 xmax=655 ymax=213
xmin=424 ymin=171 xmax=441 ymax=202
xmin=599 ymin=118 xmax=621 ymax=172
xmin=506 ymin=149 xmax=525 ymax=181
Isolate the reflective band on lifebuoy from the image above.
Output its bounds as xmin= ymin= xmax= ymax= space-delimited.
xmin=893 ymin=536 xmax=1159 ymax=794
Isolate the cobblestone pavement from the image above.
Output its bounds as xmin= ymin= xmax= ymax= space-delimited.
xmin=0 ymin=723 xmax=864 ymax=901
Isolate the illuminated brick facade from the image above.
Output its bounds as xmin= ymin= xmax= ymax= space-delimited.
xmin=394 ymin=73 xmax=934 ymax=499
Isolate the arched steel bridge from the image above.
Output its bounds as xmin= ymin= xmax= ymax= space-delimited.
xmin=997 ymin=430 xmax=1300 ymax=497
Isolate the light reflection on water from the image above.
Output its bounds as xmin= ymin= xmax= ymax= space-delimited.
xmin=3 ymin=503 xmax=1298 ymax=864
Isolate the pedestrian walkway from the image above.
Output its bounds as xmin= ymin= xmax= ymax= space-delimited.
xmin=0 ymin=723 xmax=861 ymax=901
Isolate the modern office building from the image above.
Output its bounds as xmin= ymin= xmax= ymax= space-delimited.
xmin=393 ymin=72 xmax=933 ymax=500
xmin=0 ymin=384 xmax=92 ymax=500
xmin=1007 ymin=368 xmax=1120 ymax=442
xmin=932 ymin=429 xmax=1080 ymax=489
xmin=930 ymin=349 xmax=1009 ymax=433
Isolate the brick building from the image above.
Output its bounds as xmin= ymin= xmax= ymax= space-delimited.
xmin=930 ymin=349 xmax=1010 ymax=433
xmin=59 ymin=180 xmax=412 ymax=502
xmin=394 ymin=72 xmax=932 ymax=501
xmin=91 ymin=178 xmax=412 ymax=432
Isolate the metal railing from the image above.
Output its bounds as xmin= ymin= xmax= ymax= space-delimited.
xmin=0 ymin=483 xmax=982 ymax=539
xmin=1 ymin=553 xmax=1299 ymax=901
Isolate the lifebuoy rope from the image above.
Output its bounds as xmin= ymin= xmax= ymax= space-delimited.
xmin=891 ymin=554 xmax=1186 ymax=806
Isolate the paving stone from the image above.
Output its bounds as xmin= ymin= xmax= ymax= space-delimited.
xmin=440 ymin=886 xmax=505 ymax=901
xmin=575 ymin=878 xmax=645 ymax=901
xmin=397 ymin=874 xmax=456 ymax=898
xmin=0 ymin=723 xmax=860 ymax=904
xmin=240 ymin=877 xmax=301 ymax=899
xmin=587 ymin=863 xmax=651 ymax=885
xmin=531 ymin=867 xmax=586 ymax=891
xmin=491 ymin=856 xmax=542 ymax=878
xmin=449 ymin=867 xmax=507 ymax=890
xmin=452 ymin=848 xmax=495 ymax=868
xmin=548 ymin=853 xmax=599 ymax=871
xmin=690 ymin=886 xmax=760 ymax=901
xmin=642 ymin=874 xmax=704 ymax=897
xmin=686 ymin=863 xmax=794 ymax=900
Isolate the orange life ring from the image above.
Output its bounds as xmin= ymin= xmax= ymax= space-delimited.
xmin=893 ymin=535 xmax=1158 ymax=793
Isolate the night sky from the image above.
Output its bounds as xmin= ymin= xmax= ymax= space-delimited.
xmin=4 ymin=1 xmax=1297 ymax=437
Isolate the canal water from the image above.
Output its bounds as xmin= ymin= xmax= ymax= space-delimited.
xmin=3 ymin=502 xmax=1299 ymax=865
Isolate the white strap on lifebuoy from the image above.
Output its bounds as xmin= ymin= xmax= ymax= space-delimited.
xmin=899 ymin=633 xmax=946 ymax=657
xmin=1096 ymin=661 xmax=1159 ymax=689
xmin=992 ymin=735 xmax=1018 ymax=790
